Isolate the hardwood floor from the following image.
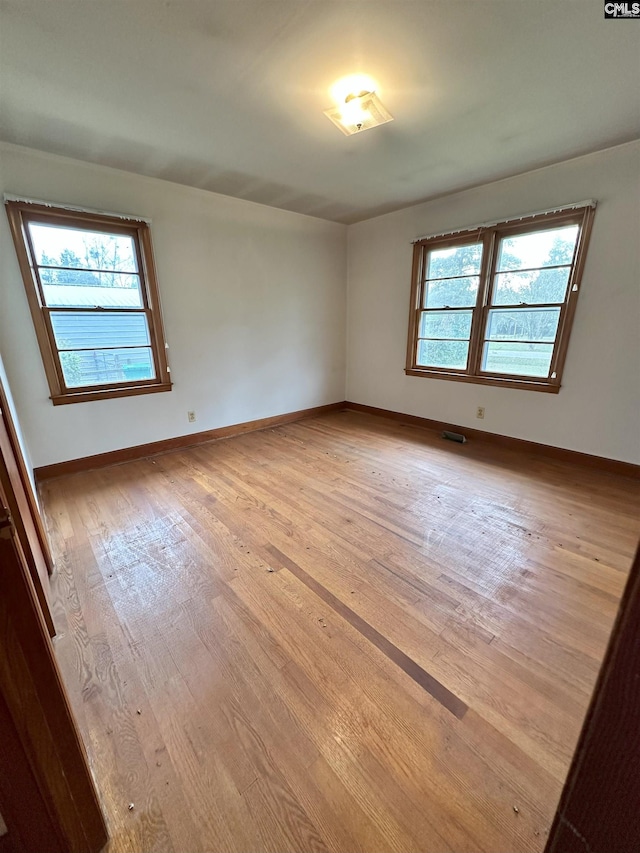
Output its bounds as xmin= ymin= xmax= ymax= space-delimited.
xmin=40 ymin=411 xmax=640 ymax=853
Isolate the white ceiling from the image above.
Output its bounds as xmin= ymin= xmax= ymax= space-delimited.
xmin=1 ymin=1 xmax=638 ymax=223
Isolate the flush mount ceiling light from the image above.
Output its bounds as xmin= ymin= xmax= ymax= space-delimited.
xmin=324 ymin=75 xmax=394 ymax=136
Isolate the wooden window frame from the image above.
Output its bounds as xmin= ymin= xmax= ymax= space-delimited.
xmin=5 ymin=200 xmax=172 ymax=405
xmin=405 ymin=204 xmax=596 ymax=393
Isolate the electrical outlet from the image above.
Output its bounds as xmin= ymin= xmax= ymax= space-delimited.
xmin=187 ymin=411 xmax=196 ymax=423
xmin=476 ymin=406 xmax=485 ymax=419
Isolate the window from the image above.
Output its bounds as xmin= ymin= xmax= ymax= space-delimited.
xmin=5 ymin=201 xmax=171 ymax=405
xmin=406 ymin=204 xmax=596 ymax=392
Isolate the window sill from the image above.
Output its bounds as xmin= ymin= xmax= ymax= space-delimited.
xmin=50 ymin=381 xmax=173 ymax=406
xmin=404 ymin=368 xmax=560 ymax=393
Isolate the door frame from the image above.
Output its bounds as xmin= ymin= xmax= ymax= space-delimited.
xmin=0 ymin=370 xmax=53 ymax=575
xmin=0 ymin=364 xmax=55 ymax=637
xmin=0 ymin=519 xmax=108 ymax=853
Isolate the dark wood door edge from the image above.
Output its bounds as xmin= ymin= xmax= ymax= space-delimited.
xmin=0 ymin=530 xmax=108 ymax=852
xmin=0 ymin=366 xmax=54 ymax=573
xmin=545 ymin=544 xmax=640 ymax=853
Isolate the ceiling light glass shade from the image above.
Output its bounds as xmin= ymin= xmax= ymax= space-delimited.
xmin=329 ymin=74 xmax=377 ymax=106
xmin=324 ymin=91 xmax=394 ymax=136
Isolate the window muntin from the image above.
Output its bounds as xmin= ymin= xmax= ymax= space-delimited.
xmin=29 ymin=222 xmax=138 ymax=270
xmin=417 ymin=242 xmax=482 ymax=373
xmin=59 ymin=347 xmax=155 ymax=388
xmin=6 ymin=201 xmax=171 ymax=405
xmin=50 ymin=311 xmax=155 ymax=390
xmin=480 ymin=224 xmax=580 ymax=381
xmin=406 ymin=206 xmax=595 ymax=392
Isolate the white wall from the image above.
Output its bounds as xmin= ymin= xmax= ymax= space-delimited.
xmin=347 ymin=141 xmax=640 ymax=464
xmin=1 ymin=141 xmax=638 ymax=469
xmin=0 ymin=143 xmax=347 ymax=468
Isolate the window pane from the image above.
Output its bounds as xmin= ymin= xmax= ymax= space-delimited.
xmin=417 ymin=339 xmax=469 ymax=369
xmin=60 ymin=347 xmax=155 ymax=388
xmin=497 ymin=225 xmax=579 ymax=272
xmin=426 ymin=243 xmax=482 ymax=279
xmin=51 ymin=312 xmax=150 ymax=349
xmin=41 ymin=273 xmax=143 ymax=308
xmin=29 ymin=223 xmax=138 ymax=272
xmin=424 ymin=276 xmax=479 ymax=308
xmin=419 ymin=310 xmax=472 ymax=340
xmin=492 ymin=267 xmax=570 ymax=305
xmin=482 ymin=342 xmax=553 ymax=377
xmin=485 ymin=308 xmax=560 ymax=343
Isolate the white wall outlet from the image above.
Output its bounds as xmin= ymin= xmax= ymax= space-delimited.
xmin=187 ymin=411 xmax=196 ymax=423
xmin=476 ymin=406 xmax=485 ymax=419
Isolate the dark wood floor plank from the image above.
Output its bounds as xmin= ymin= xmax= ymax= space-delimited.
xmin=265 ymin=542 xmax=468 ymax=718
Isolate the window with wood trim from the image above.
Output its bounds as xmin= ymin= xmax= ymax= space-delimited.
xmin=406 ymin=204 xmax=596 ymax=392
xmin=5 ymin=201 xmax=171 ymax=405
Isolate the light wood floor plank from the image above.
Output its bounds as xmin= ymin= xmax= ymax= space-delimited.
xmin=40 ymin=411 xmax=640 ymax=852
